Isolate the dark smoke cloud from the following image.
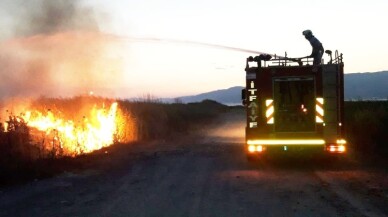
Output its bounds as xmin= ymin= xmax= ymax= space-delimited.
xmin=15 ymin=0 xmax=99 ymax=36
xmin=0 ymin=0 xmax=124 ymax=100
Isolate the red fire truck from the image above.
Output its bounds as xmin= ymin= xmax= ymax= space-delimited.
xmin=242 ymin=52 xmax=346 ymax=159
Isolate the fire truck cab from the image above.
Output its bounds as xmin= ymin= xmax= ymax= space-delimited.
xmin=242 ymin=52 xmax=346 ymax=159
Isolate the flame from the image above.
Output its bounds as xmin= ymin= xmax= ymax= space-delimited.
xmin=11 ymin=102 xmax=128 ymax=156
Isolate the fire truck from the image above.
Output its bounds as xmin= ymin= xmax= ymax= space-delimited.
xmin=242 ymin=51 xmax=346 ymax=159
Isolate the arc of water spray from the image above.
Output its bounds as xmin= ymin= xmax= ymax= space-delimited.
xmin=106 ymin=34 xmax=282 ymax=57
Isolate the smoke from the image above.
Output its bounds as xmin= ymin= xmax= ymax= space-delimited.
xmin=14 ymin=0 xmax=99 ymax=36
xmin=0 ymin=0 xmax=124 ymax=99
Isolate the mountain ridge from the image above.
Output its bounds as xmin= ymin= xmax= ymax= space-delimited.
xmin=166 ymin=71 xmax=388 ymax=104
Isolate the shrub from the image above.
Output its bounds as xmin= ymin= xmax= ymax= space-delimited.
xmin=345 ymin=101 xmax=388 ymax=156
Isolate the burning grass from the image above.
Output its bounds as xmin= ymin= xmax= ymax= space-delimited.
xmin=0 ymin=97 xmax=226 ymax=185
xmin=0 ymin=96 xmax=136 ymax=164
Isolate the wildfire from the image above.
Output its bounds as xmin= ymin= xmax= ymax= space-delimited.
xmin=1 ymin=101 xmax=133 ymax=157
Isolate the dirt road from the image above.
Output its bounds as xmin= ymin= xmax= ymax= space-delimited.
xmin=0 ymin=110 xmax=387 ymax=217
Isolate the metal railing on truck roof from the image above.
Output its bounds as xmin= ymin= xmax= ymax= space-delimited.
xmin=246 ymin=50 xmax=343 ymax=68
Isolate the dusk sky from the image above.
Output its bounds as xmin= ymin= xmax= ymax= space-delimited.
xmin=1 ymin=0 xmax=387 ymax=98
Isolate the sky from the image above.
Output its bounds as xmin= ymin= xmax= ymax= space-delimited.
xmin=1 ymin=0 xmax=387 ymax=98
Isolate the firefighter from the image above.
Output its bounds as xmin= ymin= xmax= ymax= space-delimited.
xmin=302 ymin=30 xmax=324 ymax=67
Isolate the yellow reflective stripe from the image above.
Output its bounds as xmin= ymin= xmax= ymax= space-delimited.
xmin=265 ymin=99 xmax=273 ymax=106
xmin=316 ymin=97 xmax=324 ymax=104
xmin=266 ymin=106 xmax=274 ymax=118
xmin=265 ymin=99 xmax=274 ymax=124
xmin=316 ymin=104 xmax=324 ymax=116
xmin=316 ymin=116 xmax=324 ymax=123
xmin=316 ymin=97 xmax=324 ymax=123
xmin=247 ymin=139 xmax=325 ymax=145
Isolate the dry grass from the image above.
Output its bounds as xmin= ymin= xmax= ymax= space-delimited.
xmin=0 ymin=97 xmax=227 ymax=186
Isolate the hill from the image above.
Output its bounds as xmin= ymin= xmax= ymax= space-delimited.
xmin=166 ymin=86 xmax=243 ymax=105
xmin=170 ymin=71 xmax=388 ymax=105
xmin=345 ymin=71 xmax=388 ymax=100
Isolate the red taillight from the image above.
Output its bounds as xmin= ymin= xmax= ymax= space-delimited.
xmin=327 ymin=145 xmax=346 ymax=153
xmin=248 ymin=145 xmax=264 ymax=153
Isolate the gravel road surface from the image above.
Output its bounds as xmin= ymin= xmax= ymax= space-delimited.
xmin=1 ymin=110 xmax=387 ymax=217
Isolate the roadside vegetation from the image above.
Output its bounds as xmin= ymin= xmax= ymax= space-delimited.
xmin=121 ymin=99 xmax=227 ymax=140
xmin=344 ymin=101 xmax=388 ymax=159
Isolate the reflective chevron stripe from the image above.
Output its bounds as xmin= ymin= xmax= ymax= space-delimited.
xmin=266 ymin=99 xmax=274 ymax=124
xmin=316 ymin=98 xmax=324 ymax=123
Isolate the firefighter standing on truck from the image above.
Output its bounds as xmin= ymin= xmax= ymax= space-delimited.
xmin=303 ymin=30 xmax=324 ymax=66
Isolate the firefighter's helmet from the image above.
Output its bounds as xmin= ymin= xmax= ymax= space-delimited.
xmin=302 ymin=30 xmax=312 ymax=36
